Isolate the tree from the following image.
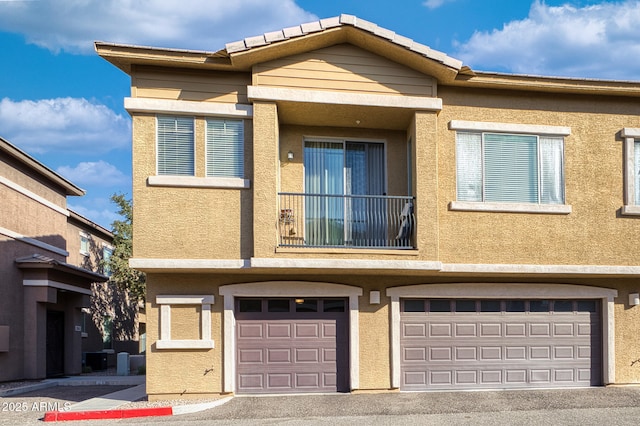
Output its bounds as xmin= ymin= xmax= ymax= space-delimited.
xmin=105 ymin=193 xmax=146 ymax=302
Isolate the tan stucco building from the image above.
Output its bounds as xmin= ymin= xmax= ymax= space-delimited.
xmin=0 ymin=137 xmax=113 ymax=380
xmin=97 ymin=15 xmax=640 ymax=399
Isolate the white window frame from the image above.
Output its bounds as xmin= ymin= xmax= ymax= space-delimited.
xmin=156 ymin=295 xmax=215 ymax=349
xmin=206 ymin=118 xmax=245 ymax=179
xmin=102 ymin=243 xmax=113 ymax=276
xmin=449 ymin=120 xmax=572 ymax=214
xmin=156 ymin=115 xmax=196 ymax=177
xmin=79 ymin=231 xmax=90 ymax=256
xmin=621 ymin=128 xmax=640 ymax=215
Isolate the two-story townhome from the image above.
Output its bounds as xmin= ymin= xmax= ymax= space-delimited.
xmin=97 ymin=15 xmax=640 ymax=400
xmin=0 ymin=137 xmax=113 ymax=380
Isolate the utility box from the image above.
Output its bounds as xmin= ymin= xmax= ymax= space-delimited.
xmin=117 ymin=352 xmax=130 ymax=376
xmin=85 ymin=352 xmax=108 ymax=371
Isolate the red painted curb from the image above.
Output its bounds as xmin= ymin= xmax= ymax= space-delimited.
xmin=43 ymin=406 xmax=173 ymax=422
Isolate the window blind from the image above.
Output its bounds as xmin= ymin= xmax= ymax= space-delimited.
xmin=206 ymin=119 xmax=244 ymax=178
xmin=635 ymin=139 xmax=640 ymax=204
xmin=484 ymin=133 xmax=538 ymax=203
xmin=157 ymin=116 xmax=194 ymax=176
xmin=456 ymin=132 xmax=483 ymax=201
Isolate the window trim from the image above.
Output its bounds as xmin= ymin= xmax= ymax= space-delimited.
xmin=156 ymin=295 xmax=215 ymax=349
xmin=621 ymin=128 xmax=640 ymax=215
xmin=450 ymin=120 xmax=572 ymax=214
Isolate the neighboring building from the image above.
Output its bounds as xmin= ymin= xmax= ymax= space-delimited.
xmin=96 ymin=15 xmax=640 ymax=399
xmin=0 ymin=137 xmax=110 ymax=380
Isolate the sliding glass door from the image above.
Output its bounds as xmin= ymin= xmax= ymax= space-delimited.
xmin=304 ymin=140 xmax=385 ymax=247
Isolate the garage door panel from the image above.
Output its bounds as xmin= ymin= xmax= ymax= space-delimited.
xmin=400 ymin=299 xmax=601 ymax=390
xmin=295 ymin=323 xmax=320 ymax=338
xmin=505 ymin=323 xmax=526 ymax=337
xmin=455 ymin=323 xmax=477 ymax=337
xmin=267 ymin=348 xmax=291 ymax=363
xmin=429 ymin=323 xmax=452 ymax=337
xmin=238 ymin=323 xmax=263 ymax=338
xmin=480 ymin=324 xmax=501 ymax=337
xmin=267 ymin=323 xmax=292 ymax=338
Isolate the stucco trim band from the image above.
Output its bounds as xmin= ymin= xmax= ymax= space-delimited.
xmin=449 ymin=120 xmax=571 ymax=136
xmin=449 ymin=201 xmax=572 ymax=214
xmin=23 ymin=279 xmax=92 ymax=296
xmin=0 ymin=226 xmax=69 ymax=257
xmin=130 ymin=258 xmax=640 ymax=276
xmin=247 ymin=86 xmax=443 ymax=111
xmin=147 ymin=176 xmax=250 ymax=189
xmin=219 ymin=281 xmax=363 ymax=393
xmin=124 ymin=97 xmax=253 ymax=117
xmin=386 ymin=283 xmax=617 ymax=388
xmin=250 ymin=258 xmax=442 ymax=270
xmin=0 ymin=175 xmax=69 ymax=216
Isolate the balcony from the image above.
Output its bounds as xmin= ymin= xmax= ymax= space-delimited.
xmin=278 ymin=193 xmax=415 ymax=249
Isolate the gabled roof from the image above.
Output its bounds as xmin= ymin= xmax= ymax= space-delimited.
xmin=0 ymin=136 xmax=85 ymax=197
xmin=225 ymin=14 xmax=462 ymax=70
xmin=95 ymin=14 xmax=463 ymax=82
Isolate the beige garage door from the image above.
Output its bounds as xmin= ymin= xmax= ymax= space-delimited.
xmin=235 ymin=298 xmax=349 ymax=394
xmin=400 ymin=299 xmax=601 ymax=390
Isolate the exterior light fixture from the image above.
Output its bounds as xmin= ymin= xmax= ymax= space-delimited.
xmin=287 ymin=151 xmax=294 ymax=161
xmin=370 ymin=291 xmax=380 ymax=305
xmin=630 ymin=293 xmax=639 ymax=306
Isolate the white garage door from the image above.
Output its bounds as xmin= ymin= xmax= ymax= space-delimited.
xmin=400 ymin=299 xmax=601 ymax=390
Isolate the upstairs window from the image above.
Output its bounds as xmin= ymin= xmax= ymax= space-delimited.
xmin=206 ymin=118 xmax=244 ymax=178
xmin=102 ymin=245 xmax=113 ymax=276
xmin=621 ymin=128 xmax=640 ymax=215
xmin=79 ymin=232 xmax=90 ymax=256
xmin=456 ymin=132 xmax=565 ymax=205
xmin=157 ymin=116 xmax=194 ymax=176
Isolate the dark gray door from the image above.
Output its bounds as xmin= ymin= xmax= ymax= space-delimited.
xmin=400 ymin=299 xmax=601 ymax=390
xmin=235 ymin=298 xmax=349 ymax=394
xmin=46 ymin=310 xmax=65 ymax=377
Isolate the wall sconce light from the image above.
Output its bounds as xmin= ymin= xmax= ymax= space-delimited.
xmin=630 ymin=292 xmax=639 ymax=306
xmin=370 ymin=291 xmax=380 ymax=305
xmin=287 ymin=151 xmax=294 ymax=161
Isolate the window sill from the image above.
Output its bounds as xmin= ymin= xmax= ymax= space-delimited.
xmin=148 ymin=176 xmax=250 ymax=189
xmin=449 ymin=201 xmax=572 ymax=214
xmin=156 ymin=339 xmax=215 ymax=350
xmin=622 ymin=205 xmax=640 ymax=216
xmin=276 ymin=247 xmax=419 ymax=256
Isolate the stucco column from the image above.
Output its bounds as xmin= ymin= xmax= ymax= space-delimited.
xmin=252 ymin=101 xmax=279 ymax=258
xmin=411 ymin=111 xmax=439 ymax=260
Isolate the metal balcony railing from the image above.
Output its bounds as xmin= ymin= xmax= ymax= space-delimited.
xmin=278 ymin=193 xmax=415 ymax=249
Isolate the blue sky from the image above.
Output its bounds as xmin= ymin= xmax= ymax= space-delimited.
xmin=1 ymin=0 xmax=638 ymax=229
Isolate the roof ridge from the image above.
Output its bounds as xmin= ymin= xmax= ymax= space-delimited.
xmin=225 ymin=14 xmax=462 ymax=70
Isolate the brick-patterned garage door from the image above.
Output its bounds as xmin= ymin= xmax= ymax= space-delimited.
xmin=235 ymin=298 xmax=349 ymax=394
xmin=400 ymin=299 xmax=601 ymax=390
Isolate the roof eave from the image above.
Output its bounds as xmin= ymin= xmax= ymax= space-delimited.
xmin=0 ymin=137 xmax=85 ymax=196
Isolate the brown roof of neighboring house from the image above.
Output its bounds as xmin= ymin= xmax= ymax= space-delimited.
xmin=0 ymin=136 xmax=85 ymax=197
xmin=15 ymin=254 xmax=108 ymax=283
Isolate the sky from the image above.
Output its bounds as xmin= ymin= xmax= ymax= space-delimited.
xmin=1 ymin=0 xmax=639 ymax=229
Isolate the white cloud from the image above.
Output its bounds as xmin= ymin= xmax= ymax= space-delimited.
xmin=0 ymin=97 xmax=130 ymax=154
xmin=423 ymin=0 xmax=456 ymax=10
xmin=0 ymin=0 xmax=317 ymax=54
xmin=454 ymin=0 xmax=640 ymax=79
xmin=57 ymin=161 xmax=129 ymax=187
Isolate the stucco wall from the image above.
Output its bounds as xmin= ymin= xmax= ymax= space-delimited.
xmin=435 ymin=87 xmax=640 ymax=266
xmin=144 ymin=274 xmax=640 ymax=397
